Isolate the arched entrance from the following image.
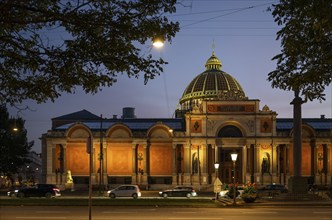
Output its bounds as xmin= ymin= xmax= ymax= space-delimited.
xmin=217 ymin=125 xmax=243 ymax=184
xmin=218 ymin=148 xmax=242 ymax=185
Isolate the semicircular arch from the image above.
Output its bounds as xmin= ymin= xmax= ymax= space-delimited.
xmin=66 ymin=122 xmax=92 ymax=138
xmin=106 ymin=123 xmax=133 ymax=138
xmin=216 ymin=123 xmax=246 ymax=137
xmin=290 ymin=124 xmax=316 ymax=139
xmin=147 ymin=123 xmax=173 ymax=139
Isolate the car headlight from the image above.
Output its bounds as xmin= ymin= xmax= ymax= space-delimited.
xmin=14 ymin=190 xmax=18 ymax=193
xmin=219 ymin=191 xmax=227 ymax=196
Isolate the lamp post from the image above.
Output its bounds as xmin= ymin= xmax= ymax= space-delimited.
xmin=214 ymin=162 xmax=220 ymax=178
xmin=231 ymin=151 xmax=238 ymax=205
xmin=214 ymin=162 xmax=220 ymax=200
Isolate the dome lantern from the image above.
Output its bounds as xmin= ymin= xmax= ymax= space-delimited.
xmin=205 ymin=52 xmax=222 ymax=71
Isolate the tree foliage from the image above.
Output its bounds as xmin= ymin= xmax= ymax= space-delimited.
xmin=268 ymin=0 xmax=332 ymax=101
xmin=0 ymin=105 xmax=32 ymax=176
xmin=0 ymin=0 xmax=180 ymax=105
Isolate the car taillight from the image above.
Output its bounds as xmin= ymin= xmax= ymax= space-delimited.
xmin=53 ymin=188 xmax=59 ymax=191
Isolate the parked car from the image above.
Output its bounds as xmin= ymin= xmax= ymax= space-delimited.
xmin=7 ymin=186 xmax=21 ymax=197
xmin=258 ymin=184 xmax=288 ymax=197
xmin=218 ymin=186 xmax=244 ymax=199
xmin=9 ymin=184 xmax=61 ymax=198
xmin=107 ymin=185 xmax=141 ymax=199
xmin=159 ymin=186 xmax=197 ymax=198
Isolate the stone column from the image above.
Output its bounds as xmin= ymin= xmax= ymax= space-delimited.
xmin=309 ymin=141 xmax=316 ymax=186
xmin=48 ymin=143 xmax=55 ymax=184
xmin=316 ymin=145 xmax=322 ymax=184
xmin=291 ymin=90 xmax=304 ymax=177
xmin=323 ymin=144 xmax=328 ymax=185
xmin=289 ymin=90 xmax=307 ymax=193
xmin=183 ymin=143 xmax=191 ymax=184
xmin=172 ymin=144 xmax=177 ymax=185
xmin=255 ymin=144 xmax=261 ymax=184
xmin=242 ymin=145 xmax=247 ymax=184
xmin=310 ymin=140 xmax=316 ymax=177
xmin=197 ymin=145 xmax=201 ymax=185
xmin=285 ymin=144 xmax=290 ymax=185
xmin=61 ymin=144 xmax=66 ymax=185
xmin=250 ymin=144 xmax=255 ymax=183
xmin=91 ymin=142 xmax=97 ymax=185
xmin=277 ymin=144 xmax=281 ymax=183
xmin=132 ymin=144 xmax=137 ymax=184
xmin=271 ymin=144 xmax=276 ymax=174
xmin=211 ymin=144 xmax=216 ymax=183
xmin=271 ymin=144 xmax=277 ymax=183
xmin=201 ymin=144 xmax=207 ymax=185
xmin=101 ymin=139 xmax=107 ymax=188
xmin=215 ymin=144 xmax=219 ymax=162
xmin=142 ymin=144 xmax=149 ymax=186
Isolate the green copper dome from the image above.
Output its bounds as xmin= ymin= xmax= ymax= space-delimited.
xmin=179 ymin=52 xmax=247 ymax=110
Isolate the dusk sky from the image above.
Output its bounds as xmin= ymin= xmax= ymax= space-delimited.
xmin=8 ymin=0 xmax=332 ymax=153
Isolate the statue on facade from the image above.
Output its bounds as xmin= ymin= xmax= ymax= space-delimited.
xmin=192 ymin=153 xmax=200 ymax=174
xmin=66 ymin=170 xmax=73 ymax=183
xmin=65 ymin=170 xmax=74 ymax=191
xmin=261 ymin=153 xmax=270 ymax=174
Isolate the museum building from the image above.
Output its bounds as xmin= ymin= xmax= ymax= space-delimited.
xmin=41 ymin=52 xmax=332 ymax=189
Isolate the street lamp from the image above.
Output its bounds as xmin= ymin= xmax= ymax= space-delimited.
xmin=214 ymin=162 xmax=220 ymax=200
xmin=231 ymin=151 xmax=238 ymax=205
xmin=13 ymin=118 xmax=18 ymax=131
xmin=152 ymin=37 xmax=164 ymax=48
xmin=214 ymin=162 xmax=219 ymax=179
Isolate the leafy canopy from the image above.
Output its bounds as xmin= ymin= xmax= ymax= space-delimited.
xmin=0 ymin=105 xmax=32 ymax=176
xmin=268 ymin=0 xmax=332 ymax=101
xmin=0 ymin=0 xmax=180 ymax=105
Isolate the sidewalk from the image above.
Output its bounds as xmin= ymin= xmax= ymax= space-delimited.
xmin=59 ymin=188 xmax=332 ymax=207
xmin=217 ymin=196 xmax=332 ymax=207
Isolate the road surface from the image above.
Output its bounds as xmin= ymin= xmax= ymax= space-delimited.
xmin=1 ymin=206 xmax=332 ymax=220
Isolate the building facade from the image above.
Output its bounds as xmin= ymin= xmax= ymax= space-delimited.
xmin=41 ymin=52 xmax=332 ymax=189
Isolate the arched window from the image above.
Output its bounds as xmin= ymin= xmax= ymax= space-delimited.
xmin=218 ymin=125 xmax=243 ymax=137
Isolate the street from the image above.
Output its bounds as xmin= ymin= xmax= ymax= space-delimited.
xmin=1 ymin=206 xmax=332 ymax=220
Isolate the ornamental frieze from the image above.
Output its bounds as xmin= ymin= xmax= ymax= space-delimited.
xmin=207 ymin=104 xmax=255 ymax=113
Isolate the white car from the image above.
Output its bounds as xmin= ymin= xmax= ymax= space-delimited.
xmin=218 ymin=186 xmax=244 ymax=199
xmin=107 ymin=185 xmax=141 ymax=199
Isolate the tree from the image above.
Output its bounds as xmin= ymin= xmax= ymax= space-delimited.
xmin=268 ymin=0 xmax=331 ymax=187
xmin=268 ymin=0 xmax=332 ymax=101
xmin=0 ymin=0 xmax=180 ymax=105
xmin=0 ymin=105 xmax=32 ymax=178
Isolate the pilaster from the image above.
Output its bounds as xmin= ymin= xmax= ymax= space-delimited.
xmin=172 ymin=144 xmax=177 ymax=185
xmin=132 ymin=144 xmax=137 ymax=184
xmin=183 ymin=143 xmax=191 ymax=184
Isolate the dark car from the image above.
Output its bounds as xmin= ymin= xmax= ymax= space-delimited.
xmin=159 ymin=186 xmax=197 ymax=198
xmin=7 ymin=186 xmax=21 ymax=197
xmin=258 ymin=184 xmax=288 ymax=197
xmin=9 ymin=184 xmax=61 ymax=198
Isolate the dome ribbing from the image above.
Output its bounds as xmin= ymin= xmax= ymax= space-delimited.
xmin=179 ymin=52 xmax=247 ymax=110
